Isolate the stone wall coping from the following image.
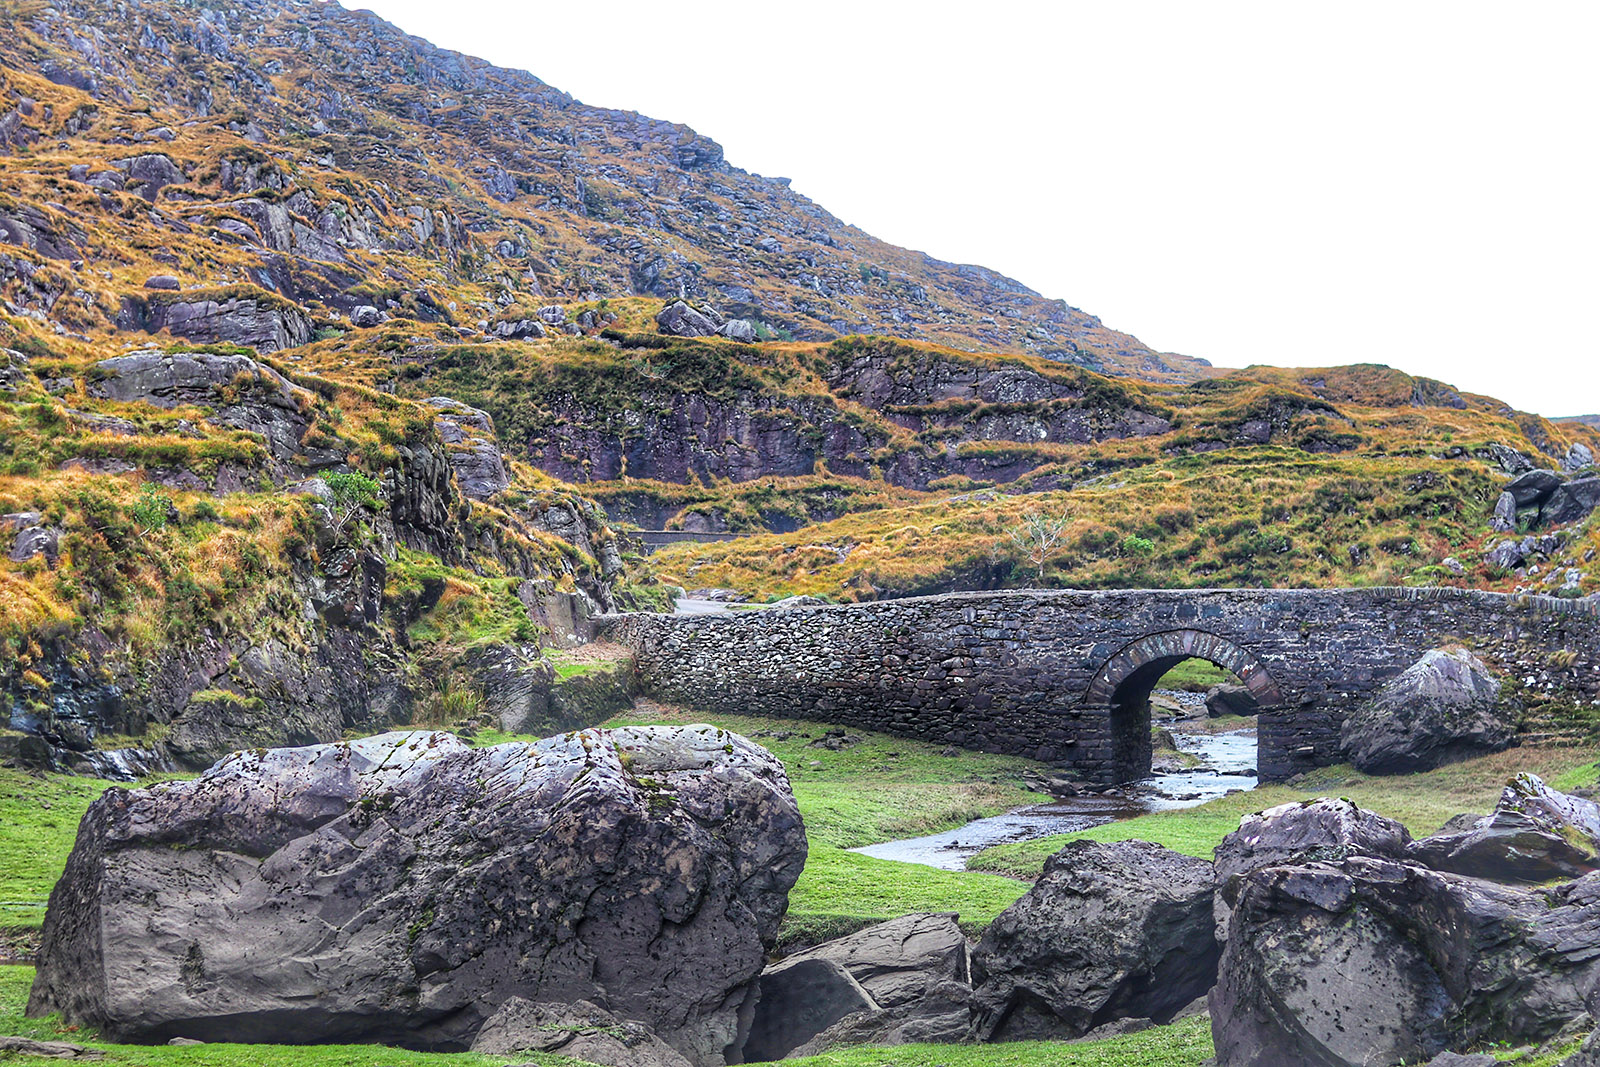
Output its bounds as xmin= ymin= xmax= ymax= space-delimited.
xmin=597 ymin=585 xmax=1600 ymax=626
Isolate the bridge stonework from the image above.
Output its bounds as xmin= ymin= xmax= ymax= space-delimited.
xmin=599 ymin=588 xmax=1600 ymax=783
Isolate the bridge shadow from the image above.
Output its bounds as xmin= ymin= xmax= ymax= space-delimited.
xmin=1087 ymin=629 xmax=1284 ymax=781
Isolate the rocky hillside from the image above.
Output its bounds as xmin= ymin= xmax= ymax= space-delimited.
xmin=0 ymin=0 xmax=1209 ymax=380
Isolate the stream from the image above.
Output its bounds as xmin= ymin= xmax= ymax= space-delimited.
xmin=851 ymin=696 xmax=1259 ymax=871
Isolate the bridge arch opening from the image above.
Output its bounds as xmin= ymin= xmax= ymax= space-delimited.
xmin=1087 ymin=629 xmax=1283 ymax=782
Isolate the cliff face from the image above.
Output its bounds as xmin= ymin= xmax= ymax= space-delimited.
xmin=0 ymin=0 xmax=1209 ymax=380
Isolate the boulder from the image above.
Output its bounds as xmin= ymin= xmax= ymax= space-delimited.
xmin=716 ymin=319 xmax=757 ymax=344
xmin=756 ymin=912 xmax=973 ymax=1056
xmin=1506 ymin=469 xmax=1565 ymax=508
xmin=1564 ymin=442 xmax=1595 ymax=473
xmin=537 ymin=304 xmax=567 ymax=324
xmin=1541 ymin=478 xmax=1600 ymax=528
xmin=1204 ymin=683 xmax=1259 ymax=718
xmin=1486 ymin=539 xmax=1525 ymax=570
xmin=349 ymin=304 xmax=382 ymax=328
xmin=969 ymin=840 xmax=1219 ymax=1041
xmin=0 ymin=1036 xmax=103 ymax=1059
xmin=656 ymin=300 xmax=719 ymax=337
xmin=741 ymin=957 xmax=876 ymax=1062
xmin=1211 ymin=854 xmax=1600 ymax=1067
xmin=5 ymin=511 xmax=61 ymax=565
xmin=143 ymin=274 xmax=180 ymax=291
xmin=1338 ymin=647 xmax=1515 ymax=774
xmin=1491 ymin=490 xmax=1518 ymax=532
xmin=1410 ymin=773 xmax=1600 ymax=883
xmin=113 ymin=153 xmax=185 ymax=201
xmin=28 ymin=727 xmax=806 ymax=1064
xmin=472 ymin=998 xmax=692 ymax=1067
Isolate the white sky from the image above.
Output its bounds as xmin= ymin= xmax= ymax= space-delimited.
xmin=356 ymin=0 xmax=1599 ymax=417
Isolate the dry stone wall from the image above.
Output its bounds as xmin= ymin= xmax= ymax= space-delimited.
xmin=601 ymin=588 xmax=1600 ymax=782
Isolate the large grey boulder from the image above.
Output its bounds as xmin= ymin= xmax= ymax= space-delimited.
xmin=1542 ymin=478 xmax=1600 ymax=527
xmin=969 ymin=840 xmax=1219 ymax=1041
xmin=113 ymin=153 xmax=186 ymax=201
xmin=1410 ymin=774 xmax=1600 ymax=883
xmin=1338 ymin=648 xmax=1515 ymax=773
xmin=656 ymin=300 xmax=719 ymax=337
xmin=1506 ymin=468 xmax=1565 ymax=507
xmin=28 ymin=727 xmax=806 ymax=1064
xmin=1211 ymin=853 xmax=1600 ymax=1067
xmin=472 ymin=998 xmax=692 ymax=1067
xmin=1487 ymin=443 xmax=1535 ymax=475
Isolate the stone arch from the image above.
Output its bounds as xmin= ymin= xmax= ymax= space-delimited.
xmin=1086 ymin=629 xmax=1283 ymax=782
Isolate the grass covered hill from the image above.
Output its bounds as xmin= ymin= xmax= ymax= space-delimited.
xmin=0 ymin=0 xmax=1209 ymax=379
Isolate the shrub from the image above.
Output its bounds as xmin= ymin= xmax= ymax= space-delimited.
xmin=1121 ymin=534 xmax=1157 ymax=557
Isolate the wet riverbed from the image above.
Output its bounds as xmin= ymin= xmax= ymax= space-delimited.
xmin=851 ymin=702 xmax=1259 ymax=871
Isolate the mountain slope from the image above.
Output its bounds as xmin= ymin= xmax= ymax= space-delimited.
xmin=0 ymin=0 xmax=1208 ymax=380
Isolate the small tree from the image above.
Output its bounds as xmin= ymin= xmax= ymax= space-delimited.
xmin=323 ymin=470 xmax=382 ymax=543
xmin=1007 ymin=508 xmax=1071 ymax=585
xmin=131 ymin=485 xmax=171 ymax=539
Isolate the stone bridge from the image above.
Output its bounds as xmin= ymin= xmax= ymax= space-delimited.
xmin=599 ymin=587 xmax=1600 ymax=782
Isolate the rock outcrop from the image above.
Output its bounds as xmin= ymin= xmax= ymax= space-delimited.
xmin=1204 ymin=683 xmax=1259 ymax=718
xmin=117 ymin=291 xmax=313 ymax=351
xmin=28 ymin=727 xmax=807 ymax=1064
xmin=1410 ymin=773 xmax=1600 ymax=883
xmin=472 ymin=998 xmax=693 ymax=1067
xmin=1338 ymin=647 xmax=1515 ymax=773
xmin=969 ymin=840 xmax=1219 ymax=1041
xmin=656 ymin=300 xmax=721 ymax=337
xmin=748 ymin=912 xmax=974 ymax=1058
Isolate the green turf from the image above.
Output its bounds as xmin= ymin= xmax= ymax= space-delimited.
xmin=0 ymin=769 xmax=132 ymax=931
xmin=1152 ymin=658 xmax=1236 ymax=692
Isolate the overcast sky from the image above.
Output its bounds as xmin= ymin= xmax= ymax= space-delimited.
xmin=358 ymin=0 xmax=1598 ymax=416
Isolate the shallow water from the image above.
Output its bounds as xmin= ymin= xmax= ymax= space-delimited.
xmin=850 ymin=716 xmax=1259 ymax=871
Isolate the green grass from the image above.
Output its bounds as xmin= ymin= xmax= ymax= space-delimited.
xmin=0 ymin=768 xmax=133 ymax=931
xmin=781 ymin=1014 xmax=1215 ymax=1066
xmin=1153 ymin=658 xmax=1236 ymax=692
xmin=971 ymin=746 xmax=1600 ymax=878
xmin=0 ymin=965 xmax=548 ymax=1065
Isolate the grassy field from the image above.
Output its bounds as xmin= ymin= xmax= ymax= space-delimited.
xmin=970 ymin=745 xmax=1600 ymax=878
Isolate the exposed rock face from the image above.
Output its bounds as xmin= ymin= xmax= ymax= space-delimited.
xmin=1204 ymin=683 xmax=1259 ymax=718
xmin=716 ymin=319 xmax=757 ymax=343
xmin=88 ymin=350 xmax=310 ymax=461
xmin=1338 ymin=647 xmax=1514 ymax=773
xmin=472 ymin=998 xmax=693 ymax=1067
xmin=117 ymin=292 xmax=313 ymax=351
xmin=1491 ymin=490 xmax=1518 ymax=531
xmin=1507 ymin=468 xmax=1565 ymax=507
xmin=1542 ymin=478 xmax=1600 ymax=527
xmin=1211 ymin=856 xmax=1600 ymax=1067
xmin=28 ymin=727 xmax=806 ymax=1064
xmin=1410 ymin=773 xmax=1600 ymax=883
xmin=426 ymin=396 xmax=510 ymax=500
xmin=1565 ymin=442 xmax=1595 ymax=473
xmin=742 ymin=958 xmax=875 ymax=1062
xmin=969 ymin=840 xmax=1219 ymax=1041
